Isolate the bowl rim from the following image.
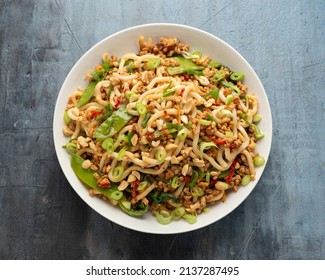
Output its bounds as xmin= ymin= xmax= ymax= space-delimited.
xmin=53 ymin=23 xmax=272 ymax=234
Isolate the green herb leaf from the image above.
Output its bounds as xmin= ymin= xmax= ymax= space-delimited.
xmin=150 ymin=191 xmax=178 ymax=204
xmin=96 ymin=103 xmax=113 ymax=122
xmin=92 ymin=70 xmax=104 ymax=81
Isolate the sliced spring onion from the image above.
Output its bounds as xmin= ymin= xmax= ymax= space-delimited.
xmin=110 ymin=190 xmax=123 ymax=200
xmin=191 ymin=186 xmax=204 ymax=197
xmin=253 ymin=114 xmax=262 ymax=123
xmin=156 ymin=210 xmax=172 ymax=225
xmin=147 ymin=57 xmax=161 ymax=70
xmin=63 ymin=142 xmax=77 ymax=153
xmin=126 ymin=131 xmax=134 ymax=145
xmin=253 ymin=124 xmax=265 ymax=139
xmin=162 ymin=80 xmax=175 ymax=97
xmin=183 ymin=213 xmax=197 ymax=224
xmin=199 ymin=119 xmax=211 ymax=126
xmin=221 ymin=80 xmax=241 ymax=95
xmin=181 ymin=51 xmax=200 ymax=59
xmin=125 ymin=90 xmax=136 ymax=99
xmin=207 ymin=114 xmax=216 ymax=123
xmin=63 ymin=111 xmax=71 ymax=125
xmin=117 ymin=147 xmax=127 ymax=160
xmin=153 ymin=130 xmax=161 ymax=138
xmin=253 ymin=155 xmax=265 ymax=167
xmin=126 ymin=65 xmax=134 ymax=73
xmin=112 ymin=165 xmax=125 ymax=181
xmin=101 ymin=137 xmax=114 ymax=154
xmin=221 ymin=109 xmax=233 ymax=117
xmin=230 ymin=72 xmax=245 ymax=81
xmin=189 ymin=170 xmax=199 ymax=189
xmin=204 ymin=88 xmax=219 ymax=100
xmin=136 ymin=102 xmax=147 ymax=115
xmin=137 ymin=181 xmax=148 ymax=191
xmin=225 ymin=131 xmax=234 ymax=137
xmin=155 ymin=147 xmax=167 ymax=163
xmin=162 ymin=81 xmax=175 ymax=97
xmin=199 ymin=142 xmax=217 ymax=158
xmin=211 ymin=69 xmax=226 ymax=83
xmin=166 ymin=122 xmax=183 ymax=134
xmin=124 ymin=60 xmax=135 ymax=73
xmin=167 ymin=66 xmax=184 ymax=75
xmin=172 ymin=176 xmax=180 ymax=189
xmin=203 ymin=207 xmax=210 ymax=213
xmin=162 ymin=88 xmax=175 ymax=97
xmin=225 ymin=94 xmax=233 ymax=105
xmin=241 ymin=175 xmax=251 ymax=186
xmin=141 ymin=112 xmax=151 ymax=128
xmin=172 ymin=207 xmax=186 ymax=220
xmin=206 ymin=171 xmax=211 ymax=183
xmin=192 ymin=51 xmax=202 ymax=59
xmin=177 ymin=127 xmax=188 ymax=141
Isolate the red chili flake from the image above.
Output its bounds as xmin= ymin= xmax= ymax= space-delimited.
xmin=132 ymin=180 xmax=141 ymax=201
xmin=225 ymin=158 xmax=238 ymax=183
xmin=183 ymin=176 xmax=191 ymax=183
xmin=180 ymin=87 xmax=185 ymax=97
xmin=98 ymin=180 xmax=110 ymax=188
xmin=229 ymin=143 xmax=236 ymax=149
xmin=146 ymin=132 xmax=154 ymax=139
xmin=167 ymin=45 xmax=174 ymax=52
xmin=163 ymin=110 xmax=168 ymax=115
xmin=90 ymin=109 xmax=103 ymax=119
xmin=209 ymin=137 xmax=227 ymax=145
xmin=183 ymin=74 xmax=189 ymax=81
xmin=209 ymin=179 xmax=217 ymax=187
xmin=115 ymin=96 xmax=121 ymax=108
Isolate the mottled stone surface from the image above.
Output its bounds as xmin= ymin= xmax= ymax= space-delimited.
xmin=0 ymin=0 xmax=324 ymax=259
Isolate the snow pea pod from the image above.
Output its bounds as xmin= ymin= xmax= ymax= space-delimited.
xmin=77 ymin=80 xmax=98 ymax=107
xmin=70 ymin=154 xmax=122 ymax=200
xmin=118 ymin=198 xmax=149 ymax=217
xmin=94 ymin=105 xmax=133 ymax=139
xmin=167 ymin=56 xmax=204 ymax=75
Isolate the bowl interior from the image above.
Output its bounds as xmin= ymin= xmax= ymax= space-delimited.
xmin=53 ymin=23 xmax=272 ymax=234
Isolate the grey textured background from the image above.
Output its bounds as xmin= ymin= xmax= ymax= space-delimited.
xmin=0 ymin=0 xmax=324 ymax=259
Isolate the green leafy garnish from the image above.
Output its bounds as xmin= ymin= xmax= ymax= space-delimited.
xmin=150 ymin=191 xmax=178 ymax=204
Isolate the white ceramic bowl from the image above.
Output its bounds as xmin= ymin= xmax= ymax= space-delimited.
xmin=53 ymin=23 xmax=272 ymax=234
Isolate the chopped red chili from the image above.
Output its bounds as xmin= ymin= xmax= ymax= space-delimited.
xmin=180 ymin=87 xmax=185 ymax=97
xmin=209 ymin=137 xmax=227 ymax=145
xmin=225 ymin=158 xmax=238 ymax=183
xmin=115 ymin=96 xmax=121 ymax=108
xmin=98 ymin=180 xmax=110 ymax=188
xmin=132 ymin=180 xmax=141 ymax=201
xmin=90 ymin=109 xmax=103 ymax=119
xmin=146 ymin=132 xmax=154 ymax=139
xmin=183 ymin=74 xmax=189 ymax=81
xmin=229 ymin=143 xmax=236 ymax=149
xmin=209 ymin=178 xmax=217 ymax=187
